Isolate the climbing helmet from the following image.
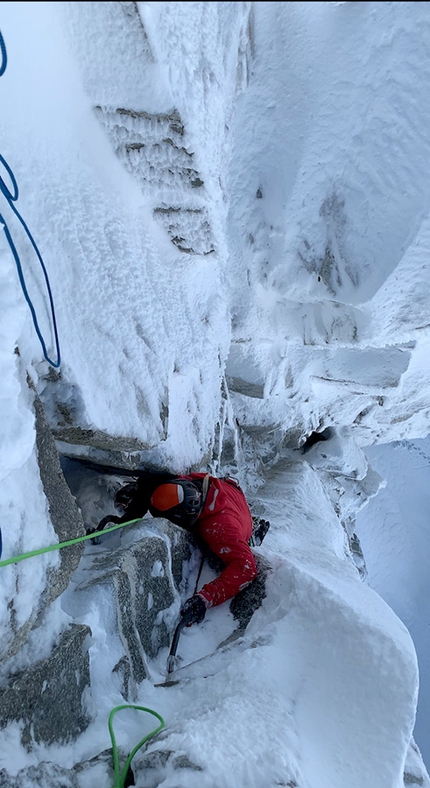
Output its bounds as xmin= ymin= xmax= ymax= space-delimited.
xmin=150 ymin=480 xmax=203 ymax=526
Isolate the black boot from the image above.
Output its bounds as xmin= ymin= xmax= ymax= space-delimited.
xmin=250 ymin=518 xmax=270 ymax=546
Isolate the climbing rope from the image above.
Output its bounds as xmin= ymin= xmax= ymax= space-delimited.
xmin=0 ymin=28 xmax=6 ymax=76
xmin=0 ymin=517 xmax=166 ymax=787
xmin=0 ymin=30 xmax=61 ymax=368
xmin=1 ymin=30 xmax=164 ymax=783
xmin=109 ymin=704 xmax=165 ymax=788
xmin=0 ymin=517 xmax=141 ymax=568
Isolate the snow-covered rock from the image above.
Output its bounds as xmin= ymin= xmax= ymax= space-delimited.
xmin=0 ymin=1 xmax=430 ymax=784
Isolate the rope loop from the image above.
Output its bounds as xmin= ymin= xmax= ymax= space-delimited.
xmin=0 ymin=30 xmax=6 ymax=77
xmin=0 ymin=29 xmax=61 ymax=368
xmin=108 ymin=704 xmax=165 ymax=788
xmin=0 ymin=153 xmax=19 ymax=203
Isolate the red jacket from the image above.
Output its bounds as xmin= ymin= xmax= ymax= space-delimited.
xmin=186 ymin=473 xmax=258 ymax=608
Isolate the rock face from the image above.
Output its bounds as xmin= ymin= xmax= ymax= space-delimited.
xmin=0 ymin=386 xmax=92 ymax=752
xmin=0 ymin=624 xmax=91 ymax=747
xmin=0 ymin=753 xmax=113 ymax=788
xmin=0 ymin=383 xmax=86 ymax=668
xmin=0 ymin=389 xmax=195 ymax=757
xmin=31 ymin=385 xmax=86 ymax=605
xmin=3 ymin=2 xmax=429 ymax=785
xmin=0 ymin=384 xmax=269 ymax=764
xmin=75 ymin=521 xmax=193 ymax=692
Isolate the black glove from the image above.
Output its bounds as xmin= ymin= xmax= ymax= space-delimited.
xmin=86 ymin=515 xmax=121 ymax=545
xmin=251 ymin=518 xmax=270 ymax=546
xmin=180 ymin=595 xmax=207 ymax=627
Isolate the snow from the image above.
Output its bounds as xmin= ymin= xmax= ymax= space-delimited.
xmin=356 ymin=436 xmax=430 ymax=770
xmin=1 ymin=1 xmax=430 ymax=786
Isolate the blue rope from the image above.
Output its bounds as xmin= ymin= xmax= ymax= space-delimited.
xmin=0 ymin=30 xmax=61 ymax=368
xmin=0 ymin=28 xmax=6 ymax=76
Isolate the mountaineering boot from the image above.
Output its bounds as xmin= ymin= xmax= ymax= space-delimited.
xmin=250 ymin=517 xmax=270 ymax=547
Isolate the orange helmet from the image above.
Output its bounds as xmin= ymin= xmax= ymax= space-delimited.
xmin=150 ymin=480 xmax=203 ymax=526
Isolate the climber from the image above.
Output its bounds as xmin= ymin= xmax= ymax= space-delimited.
xmin=93 ymin=472 xmax=264 ymax=626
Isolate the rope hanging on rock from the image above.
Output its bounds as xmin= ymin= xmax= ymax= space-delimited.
xmin=0 ymin=518 xmax=141 ymax=568
xmin=0 ymin=31 xmax=166 ymax=785
xmin=0 ymin=29 xmax=61 ymax=368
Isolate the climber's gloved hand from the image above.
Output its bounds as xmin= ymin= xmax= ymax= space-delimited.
xmin=180 ymin=595 xmax=207 ymax=627
xmin=87 ymin=514 xmax=121 ymax=545
xmin=98 ymin=514 xmax=121 ymax=530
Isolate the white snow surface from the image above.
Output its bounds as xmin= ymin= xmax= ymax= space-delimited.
xmin=0 ymin=1 xmax=430 ymax=786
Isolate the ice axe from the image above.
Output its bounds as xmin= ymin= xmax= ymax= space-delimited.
xmin=166 ymin=602 xmax=205 ymax=673
xmin=166 ymin=552 xmax=206 ymax=674
xmin=166 ymin=616 xmax=187 ymax=674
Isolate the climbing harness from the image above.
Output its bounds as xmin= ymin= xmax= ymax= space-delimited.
xmin=0 ymin=30 xmax=61 ymax=368
xmin=108 ymin=704 xmax=164 ymax=788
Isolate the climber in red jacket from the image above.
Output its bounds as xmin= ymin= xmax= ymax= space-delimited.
xmin=95 ymin=472 xmax=260 ymax=626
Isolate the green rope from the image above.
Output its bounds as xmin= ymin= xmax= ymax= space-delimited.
xmin=0 ymin=520 xmax=167 ymax=785
xmin=108 ymin=704 xmax=165 ymax=788
xmin=0 ymin=518 xmax=141 ymax=568
xmin=0 ymin=520 xmax=166 ymax=784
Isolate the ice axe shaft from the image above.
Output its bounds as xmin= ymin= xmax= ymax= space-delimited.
xmin=167 ymin=553 xmax=206 ymax=674
xmin=167 ymin=617 xmax=186 ymax=674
